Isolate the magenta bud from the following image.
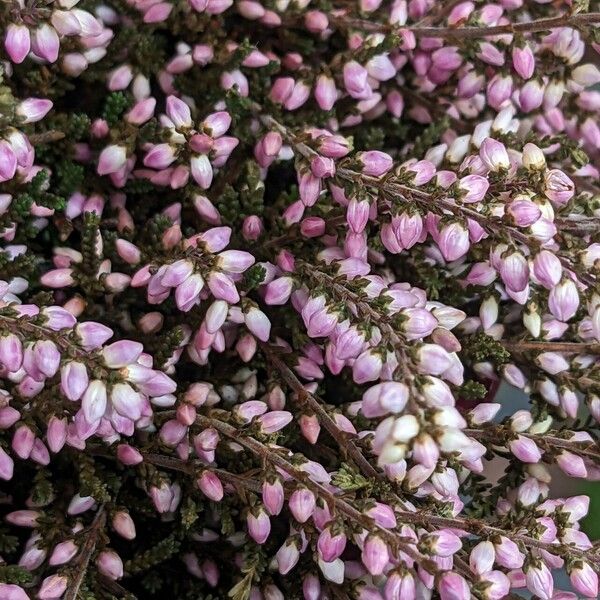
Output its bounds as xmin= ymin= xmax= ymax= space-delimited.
xmin=247 ymin=508 xmax=271 ymax=543
xmin=5 ymin=510 xmax=40 ymax=527
xmin=96 ymin=549 xmax=124 ymax=580
xmin=289 ymin=487 xmax=316 ymax=523
xmin=12 ymin=424 xmax=35 ymax=459
xmin=317 ymin=527 xmax=347 ymax=562
xmin=0 ymin=334 xmax=23 ymax=372
xmin=258 ymin=410 xmax=292 ymax=433
xmin=358 ymin=150 xmax=393 ymax=177
xmin=49 ymin=540 xmax=78 ymax=565
xmin=262 ymin=478 xmax=284 ymax=515
xmin=438 ymin=572 xmax=470 ymax=600
xmin=116 ymin=443 xmax=143 ymax=465
xmin=197 ymin=471 xmax=224 ymax=501
xmin=45 ymin=416 xmax=67 ymax=453
xmin=60 ymin=361 xmax=89 ymax=401
xmin=362 ymin=535 xmax=389 ymax=576
xmin=38 ymin=574 xmax=68 ymax=599
xmin=112 ymin=511 xmax=136 ymax=540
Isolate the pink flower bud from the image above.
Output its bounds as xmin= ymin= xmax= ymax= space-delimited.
xmin=548 ymin=279 xmax=579 ymax=322
xmin=343 ymin=61 xmax=371 ymax=99
xmin=480 ymin=138 xmax=509 ymax=171
xmin=525 ymin=563 xmax=554 ymax=600
xmin=97 ymin=145 xmax=127 ymax=175
xmin=16 ymin=98 xmax=53 ymax=124
xmin=49 ymin=540 xmax=78 ymax=565
xmin=247 ymin=508 xmax=270 ymax=543
xmin=126 ymin=98 xmax=156 ymax=124
xmin=262 ymin=478 xmax=284 ymax=515
xmin=500 ymin=251 xmax=529 ymax=293
xmin=556 ymin=450 xmax=587 ymax=478
xmin=318 ymin=527 xmax=347 ymax=562
xmin=358 ymin=151 xmax=393 ymax=177
xmin=299 ymin=414 xmax=320 ymax=444
xmin=96 ymin=550 xmax=124 ymax=580
xmin=353 ymin=349 xmax=383 ymax=384
xmin=40 ymin=268 xmax=75 ymax=288
xmin=0 ymin=584 xmax=29 ymax=600
xmin=438 ymin=222 xmax=469 ymax=262
xmin=458 ymin=174 xmax=489 ymax=203
xmin=439 ymin=572 xmax=469 ymax=600
xmin=38 ymin=575 xmax=67 ymax=599
xmin=6 ymin=510 xmax=40 ymax=527
xmin=570 ymin=561 xmax=598 ymax=598
xmin=494 ymin=536 xmax=524 ymax=569
xmin=0 ymin=407 xmax=19 ymax=431
xmin=315 ymin=75 xmax=337 ymax=110
xmin=512 ymin=44 xmax=534 ymax=79
xmin=544 ymin=169 xmax=574 ymax=206
xmin=12 ymin=424 xmax=34 ymax=459
xmin=507 ymin=197 xmax=541 ymax=227
xmin=81 ymin=380 xmax=107 ymax=423
xmin=572 ymin=64 xmax=600 ymax=87
xmin=302 ymin=574 xmax=321 ymax=600
xmin=0 ymin=334 xmax=23 ymax=372
xmin=362 ymin=535 xmax=389 ymax=576
xmin=0 ymin=447 xmax=14 ymax=481
xmin=289 ymin=488 xmax=315 ymax=523
xmin=258 ymin=410 xmax=292 ymax=433
xmin=117 ymin=443 xmax=143 ymax=465
xmin=197 ymin=471 xmax=223 ymax=501
xmin=275 ymin=539 xmax=299 ymax=575
xmin=5 ymin=24 xmax=31 ymax=64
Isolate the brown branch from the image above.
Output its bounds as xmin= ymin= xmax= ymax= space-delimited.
xmin=194 ymin=413 xmax=438 ymax=569
xmin=261 ymin=343 xmax=380 ymax=480
xmin=27 ymin=130 xmax=66 ymax=144
xmin=466 ymin=426 xmax=600 ymax=464
xmin=330 ymin=11 xmax=600 ymax=38
xmin=503 ymin=341 xmax=600 ymax=354
xmin=64 ymin=505 xmax=106 ymax=600
xmin=142 ymin=452 xmax=264 ymax=493
xmin=143 ymin=437 xmax=600 ymax=569
xmin=392 ymin=508 xmax=600 ymax=568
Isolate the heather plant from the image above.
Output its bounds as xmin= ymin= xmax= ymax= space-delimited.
xmin=2 ymin=0 xmax=600 ymax=598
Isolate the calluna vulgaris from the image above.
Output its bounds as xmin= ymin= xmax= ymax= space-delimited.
xmin=2 ymin=0 xmax=600 ymax=598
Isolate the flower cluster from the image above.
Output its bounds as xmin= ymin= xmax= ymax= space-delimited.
xmin=1 ymin=0 xmax=600 ymax=598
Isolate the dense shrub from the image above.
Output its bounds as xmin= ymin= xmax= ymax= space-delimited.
xmin=1 ymin=0 xmax=600 ymax=598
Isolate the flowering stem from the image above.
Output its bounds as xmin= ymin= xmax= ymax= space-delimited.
xmin=142 ymin=452 xmax=264 ymax=492
xmin=503 ymin=340 xmax=600 ymax=354
xmin=64 ymin=505 xmax=106 ymax=600
xmin=466 ymin=426 xmax=600 ymax=463
xmin=194 ymin=414 xmax=436 ymax=569
xmin=27 ymin=130 xmax=66 ymax=144
xmin=336 ymin=168 xmax=597 ymax=287
xmin=392 ymin=507 xmax=600 ymax=568
xmin=261 ymin=343 xmax=381 ymax=479
xmin=144 ymin=439 xmax=600 ymax=568
xmin=329 ymin=11 xmax=600 ymax=38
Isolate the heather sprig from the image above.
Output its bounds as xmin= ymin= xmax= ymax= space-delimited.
xmin=1 ymin=0 xmax=600 ymax=598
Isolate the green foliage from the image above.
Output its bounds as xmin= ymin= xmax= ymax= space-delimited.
xmin=462 ymin=332 xmax=511 ymax=365
xmin=103 ymin=92 xmax=130 ymax=127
